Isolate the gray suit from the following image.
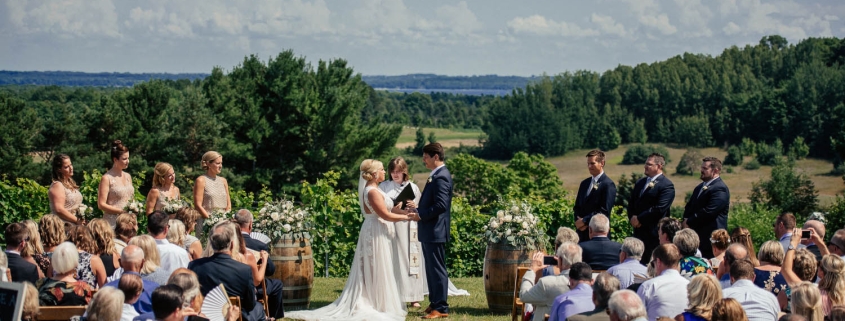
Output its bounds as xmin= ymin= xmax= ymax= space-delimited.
xmin=567 ymin=306 xmax=610 ymax=321
xmin=519 ymin=269 xmax=571 ymax=320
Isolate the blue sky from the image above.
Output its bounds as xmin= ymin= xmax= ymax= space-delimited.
xmin=1 ymin=0 xmax=843 ymax=76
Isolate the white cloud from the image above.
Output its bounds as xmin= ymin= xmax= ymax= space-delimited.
xmin=717 ymin=0 xmax=739 ymax=15
xmin=8 ymin=0 xmax=121 ymax=38
xmin=723 ymin=22 xmax=741 ymax=35
xmin=507 ymin=15 xmax=599 ymax=37
xmin=673 ymin=0 xmax=712 ymax=37
xmin=590 ymin=14 xmax=627 ymax=36
xmin=622 ymin=0 xmax=678 ymax=35
xmin=435 ymin=2 xmax=482 ymax=36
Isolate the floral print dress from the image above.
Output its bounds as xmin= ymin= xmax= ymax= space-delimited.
xmin=38 ymin=278 xmax=94 ymax=306
xmin=679 ymin=256 xmax=714 ymax=279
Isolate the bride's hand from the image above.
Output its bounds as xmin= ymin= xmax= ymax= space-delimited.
xmin=393 ymin=203 xmax=404 ymax=213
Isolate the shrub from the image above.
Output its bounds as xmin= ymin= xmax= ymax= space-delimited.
xmin=621 ymin=144 xmax=672 ymax=165
xmin=789 ymin=136 xmax=810 ymax=160
xmin=745 ymin=159 xmax=761 ymax=170
xmin=725 ymin=166 xmax=734 ymax=174
xmin=749 ymin=161 xmax=819 ymax=217
xmin=756 ymin=142 xmax=783 ymax=166
xmin=676 ymin=149 xmax=704 ymax=176
xmin=724 ymin=146 xmax=743 ymax=166
xmin=729 ymin=203 xmax=780 ymax=251
xmin=447 ymin=196 xmax=488 ymax=277
xmin=614 ymin=172 xmax=645 ymax=208
xmin=740 ymin=138 xmax=756 ymax=156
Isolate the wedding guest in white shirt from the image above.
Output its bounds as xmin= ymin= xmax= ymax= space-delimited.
xmin=608 ymin=237 xmax=648 ymax=290
xmin=520 ymin=241 xmax=582 ymax=320
xmin=608 ymin=290 xmax=648 ymax=321
xmin=721 ymin=259 xmax=780 ymax=321
xmin=636 ymin=243 xmax=689 ymax=321
xmin=148 ymin=211 xmax=189 ymax=277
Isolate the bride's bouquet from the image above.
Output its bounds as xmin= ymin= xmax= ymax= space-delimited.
xmin=484 ymin=200 xmax=545 ymax=250
xmin=254 ymin=199 xmax=313 ymax=241
xmin=160 ymin=197 xmax=188 ymax=215
xmin=123 ymin=200 xmax=145 ymax=216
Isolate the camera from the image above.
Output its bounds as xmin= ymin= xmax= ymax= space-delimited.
xmin=801 ymin=230 xmax=811 ymax=239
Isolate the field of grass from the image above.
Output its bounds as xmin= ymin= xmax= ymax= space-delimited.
xmin=396 ymin=127 xmax=483 ymax=148
xmin=284 ymin=277 xmax=506 ymax=321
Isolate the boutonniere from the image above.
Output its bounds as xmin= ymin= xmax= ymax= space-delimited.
xmin=702 ymin=185 xmax=708 ymax=191
xmin=427 ymin=177 xmax=432 ymax=183
xmin=592 ymin=183 xmax=599 ymax=190
xmin=648 ymin=180 xmax=657 ymax=189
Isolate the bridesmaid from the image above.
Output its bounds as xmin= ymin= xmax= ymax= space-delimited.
xmin=145 ymin=162 xmax=181 ymax=216
xmin=98 ymin=140 xmax=135 ymax=228
xmin=193 ymin=151 xmax=231 ymax=239
xmin=48 ymin=154 xmax=84 ymax=225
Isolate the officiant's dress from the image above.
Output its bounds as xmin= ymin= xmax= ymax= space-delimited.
xmin=379 ymin=180 xmax=424 ymax=302
xmin=285 ymin=186 xmax=406 ymax=321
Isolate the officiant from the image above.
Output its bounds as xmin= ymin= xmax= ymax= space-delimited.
xmin=379 ymin=156 xmax=424 ymax=308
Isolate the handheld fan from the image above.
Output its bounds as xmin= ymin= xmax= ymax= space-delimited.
xmin=250 ymin=232 xmax=271 ymax=244
xmin=201 ymin=284 xmax=232 ymax=321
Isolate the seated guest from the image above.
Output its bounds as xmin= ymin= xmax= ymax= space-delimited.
xmin=521 ymin=242 xmax=582 ymax=320
xmin=114 ymin=213 xmax=138 ymax=255
xmin=658 ymin=218 xmax=682 ymax=245
xmin=637 ymin=244 xmax=689 ymax=321
xmin=829 ymin=306 xmax=845 ymax=321
xmin=67 ymin=225 xmax=108 ymax=288
xmin=38 ymin=242 xmax=94 ymax=306
xmin=104 ymin=244 xmax=159 ymax=314
xmin=780 ymin=247 xmax=820 ymax=311
xmin=168 ymin=269 xmax=205 ymax=317
xmin=675 ymin=274 xmax=721 ymax=321
xmin=175 ymin=208 xmax=203 ymax=260
xmin=148 ymin=211 xmax=190 ymax=275
xmin=20 ymin=220 xmax=46 ymax=279
xmin=800 ymin=220 xmax=826 ymax=263
xmin=129 ymin=235 xmax=171 ymax=285
xmin=545 ymin=227 xmax=580 ymax=277
xmin=608 ymin=290 xmax=648 ymax=321
xmin=580 ymin=214 xmax=622 ymax=270
xmin=711 ymin=298 xmax=748 ymax=321
xmin=717 ymin=243 xmax=748 ymax=288
xmin=189 ymin=221 xmax=265 ymax=321
xmin=730 ymin=227 xmax=759 ymax=266
xmin=119 ymin=273 xmax=143 ymax=321
xmin=0 ymin=251 xmax=5 ymax=282
xmin=608 ymin=237 xmax=648 ymax=290
xmin=567 ymin=272 xmax=620 ymax=321
xmin=237 ymin=209 xmax=285 ymax=319
xmin=818 ymin=254 xmax=845 ymax=315
xmin=150 ymin=284 xmax=185 ymax=321
xmin=550 ymin=262 xmax=595 ymax=321
xmin=21 ymin=282 xmax=39 ymax=321
xmin=5 ymin=222 xmax=39 ymax=284
xmin=828 ymin=229 xmax=845 ymax=260
xmin=791 ymin=281 xmax=824 ymax=321
xmin=86 ymin=286 xmax=124 ymax=321
xmin=754 ymin=240 xmax=788 ymax=295
xmin=708 ymin=229 xmax=730 ymax=269
xmin=38 ymin=214 xmax=67 ymax=277
xmin=722 ymin=259 xmax=779 ymax=321
xmin=675 ymin=228 xmax=713 ymax=279
xmin=89 ymin=218 xmax=120 ymax=277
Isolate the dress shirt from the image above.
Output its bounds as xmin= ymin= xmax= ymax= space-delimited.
xmin=779 ymin=233 xmax=793 ymax=252
xmin=549 ymin=283 xmax=595 ymax=321
xmin=697 ymin=177 xmax=719 ymax=197
xmin=520 ymin=269 xmax=571 ymax=321
xmin=607 ymin=258 xmax=648 ymax=289
xmin=636 ymin=269 xmax=689 ymax=321
xmin=155 ymin=238 xmax=190 ymax=275
xmin=104 ymin=271 xmax=159 ymax=314
xmin=586 ymin=172 xmax=605 ymax=197
xmin=719 ymin=273 xmax=732 ymax=289
xmin=121 ymin=302 xmax=139 ymax=321
xmin=640 ymin=173 xmax=663 ymax=197
xmin=722 ymin=279 xmax=779 ymax=321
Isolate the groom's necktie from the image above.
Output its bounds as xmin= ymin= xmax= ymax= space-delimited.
xmin=586 ymin=178 xmax=597 ymax=197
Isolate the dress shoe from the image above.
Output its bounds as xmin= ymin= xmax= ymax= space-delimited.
xmin=422 ymin=310 xmax=449 ymax=319
xmin=424 ymin=306 xmax=433 ymax=314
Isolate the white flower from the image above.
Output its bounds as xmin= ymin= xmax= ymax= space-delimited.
xmin=270 ymin=212 xmax=280 ymax=221
xmin=282 ymin=224 xmax=292 ymax=232
xmin=522 ymin=221 xmax=529 ymax=229
xmin=505 ymin=229 xmax=512 ymax=236
xmin=511 ymin=206 xmax=519 ymax=213
xmin=497 ymin=210 xmax=505 ymax=218
xmin=260 ymin=207 xmax=267 ymax=215
xmin=490 ymin=221 xmax=500 ymax=229
xmin=503 ymin=215 xmax=513 ymax=223
xmin=515 ymin=216 xmax=523 ymax=223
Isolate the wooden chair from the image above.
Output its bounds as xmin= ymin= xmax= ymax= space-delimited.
xmin=229 ymin=296 xmax=244 ymax=321
xmin=5 ymin=268 xmax=10 ymax=282
xmin=511 ymin=266 xmax=530 ymax=321
xmin=36 ymin=306 xmax=87 ymax=321
xmin=257 ymin=278 xmax=270 ymax=318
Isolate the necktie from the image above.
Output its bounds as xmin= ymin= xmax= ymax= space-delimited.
xmin=639 ymin=177 xmax=652 ymax=197
xmin=586 ymin=179 xmax=597 ymax=197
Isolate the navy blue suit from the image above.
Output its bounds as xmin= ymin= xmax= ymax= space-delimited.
xmin=418 ymin=165 xmax=452 ymax=314
xmin=627 ymin=174 xmax=675 ymax=264
xmin=189 ymin=253 xmax=265 ymax=321
xmin=243 ymin=233 xmax=284 ymax=319
xmin=683 ymin=177 xmax=730 ymax=259
xmin=573 ymin=173 xmax=616 ymax=242
xmin=5 ymin=251 xmax=39 ymax=284
xmin=579 ymin=236 xmax=623 ymax=270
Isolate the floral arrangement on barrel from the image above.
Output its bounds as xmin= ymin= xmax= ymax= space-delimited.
xmin=253 ymin=199 xmax=313 ymax=241
xmin=484 ymin=200 xmax=547 ymax=250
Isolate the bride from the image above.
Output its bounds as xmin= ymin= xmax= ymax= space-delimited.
xmin=286 ymin=159 xmax=415 ymax=320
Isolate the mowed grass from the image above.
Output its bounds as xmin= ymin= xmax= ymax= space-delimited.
xmin=396 ymin=127 xmax=484 ymax=148
xmin=284 ymin=277 xmax=508 ymax=321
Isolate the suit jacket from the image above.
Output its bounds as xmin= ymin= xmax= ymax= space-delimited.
xmin=519 ymin=270 xmax=571 ymax=320
xmin=6 ymin=251 xmax=39 ymax=284
xmin=242 ymin=233 xmax=276 ymax=277
xmin=189 ymin=253 xmax=257 ymax=314
xmin=683 ymin=177 xmax=730 ymax=235
xmin=573 ymin=173 xmax=616 ymax=225
xmin=627 ymin=174 xmax=675 ymax=238
xmin=418 ymin=166 xmax=453 ymax=243
xmin=579 ymin=237 xmax=623 ymax=270
xmin=566 ymin=306 xmax=611 ymax=321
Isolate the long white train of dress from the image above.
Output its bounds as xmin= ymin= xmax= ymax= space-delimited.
xmin=286 ymin=186 xmax=406 ymax=321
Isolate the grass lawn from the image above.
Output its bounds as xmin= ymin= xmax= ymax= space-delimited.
xmin=284 ymin=277 xmax=510 ymax=320
xmin=396 ymin=127 xmax=483 ymax=148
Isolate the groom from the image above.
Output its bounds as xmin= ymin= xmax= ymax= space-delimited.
xmin=412 ymin=142 xmax=453 ymax=319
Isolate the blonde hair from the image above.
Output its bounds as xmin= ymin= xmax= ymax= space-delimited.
xmin=359 ymin=159 xmax=384 ymax=182
xmin=711 ymin=298 xmax=748 ymax=321
xmin=555 ymin=227 xmax=579 ymax=246
xmin=167 ymin=219 xmax=186 ymax=247
xmin=67 ymin=225 xmax=98 ymax=254
xmin=730 ymin=227 xmax=759 ymax=266
xmin=201 ymin=151 xmax=222 ymax=170
xmin=20 ymin=220 xmax=43 ymax=257
xmin=86 ymin=286 xmax=125 ymax=321
xmin=22 ymin=282 xmax=38 ymax=320
xmin=710 ymin=229 xmax=730 ymax=252
xmin=685 ymin=274 xmax=722 ymax=319
xmin=152 ymin=162 xmax=174 ymax=187
xmin=792 ymin=281 xmax=825 ymax=321
xmin=168 ymin=268 xmax=202 ymax=311
xmin=129 ymin=235 xmax=160 ymax=274
xmin=88 ymin=218 xmax=116 ymax=255
xmin=175 ymin=207 xmax=199 ymax=233
xmin=819 ymin=254 xmax=845 ymax=306
xmin=757 ymin=240 xmax=785 ymax=266
xmin=39 ymin=214 xmax=66 ymax=249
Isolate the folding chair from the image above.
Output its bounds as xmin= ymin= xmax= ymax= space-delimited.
xmin=512 ymin=266 xmax=530 ymax=321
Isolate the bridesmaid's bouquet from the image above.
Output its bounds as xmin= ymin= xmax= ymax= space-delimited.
xmin=76 ymin=203 xmax=94 ymax=221
xmin=484 ymin=200 xmax=545 ymax=250
xmin=124 ymin=200 xmax=145 ymax=216
xmin=161 ymin=197 xmax=188 ymax=215
xmin=254 ymin=199 xmax=313 ymax=241
xmin=202 ymin=208 xmax=233 ymax=238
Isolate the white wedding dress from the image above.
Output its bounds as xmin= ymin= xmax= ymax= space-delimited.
xmin=286 ymin=186 xmax=406 ymax=321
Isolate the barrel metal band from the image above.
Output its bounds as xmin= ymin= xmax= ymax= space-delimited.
xmin=281 ymin=284 xmax=313 ymax=290
xmin=270 ymin=255 xmax=313 ymax=260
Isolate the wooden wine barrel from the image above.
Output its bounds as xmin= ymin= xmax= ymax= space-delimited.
xmin=483 ymin=243 xmax=536 ymax=314
xmin=270 ymin=237 xmax=314 ymax=311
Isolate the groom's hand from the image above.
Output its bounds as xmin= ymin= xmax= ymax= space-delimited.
xmin=405 ymin=200 xmax=416 ymax=209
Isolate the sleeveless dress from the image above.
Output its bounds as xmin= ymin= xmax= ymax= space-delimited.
xmin=285 ymin=186 xmax=406 ymax=320
xmin=49 ymin=181 xmax=83 ymax=224
xmin=198 ymin=174 xmax=228 ymax=239
xmin=151 ymin=186 xmax=179 ymax=212
xmin=76 ymin=251 xmax=98 ymax=288
xmin=104 ymin=172 xmax=134 ymax=228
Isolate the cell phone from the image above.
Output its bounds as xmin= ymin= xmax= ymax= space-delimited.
xmin=802 ymin=230 xmax=811 ymax=239
xmin=543 ymin=256 xmax=557 ymax=265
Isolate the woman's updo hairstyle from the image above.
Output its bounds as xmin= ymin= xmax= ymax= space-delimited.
xmin=201 ymin=151 xmax=222 ymax=170
xmin=152 ymin=162 xmax=174 ymax=187
xmin=51 ymin=154 xmax=77 ymax=189
xmin=110 ymin=140 xmax=129 ymax=161
xmin=360 ymin=159 xmax=383 ymax=182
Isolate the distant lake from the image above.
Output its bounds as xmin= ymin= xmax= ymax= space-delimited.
xmin=374 ymin=88 xmax=511 ymax=96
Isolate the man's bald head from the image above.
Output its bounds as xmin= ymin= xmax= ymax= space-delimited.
xmin=803 ymin=220 xmax=826 ymax=239
xmin=725 ymin=243 xmax=748 ymax=266
xmin=120 ymin=245 xmax=145 ymax=272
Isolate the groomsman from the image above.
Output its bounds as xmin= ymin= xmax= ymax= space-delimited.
xmin=573 ymin=149 xmax=617 ymax=243
xmin=628 ymin=153 xmax=675 ymax=264
xmin=683 ymin=156 xmax=730 ymax=259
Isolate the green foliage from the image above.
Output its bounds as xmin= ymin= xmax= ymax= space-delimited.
xmin=756 ymin=142 xmax=783 ymax=166
xmin=729 ymin=203 xmax=780 ymax=252
xmin=676 ymin=149 xmax=704 ymax=176
xmin=724 ymin=146 xmax=744 ymax=166
xmin=672 ymin=114 xmax=714 ymax=148
xmin=594 ymin=121 xmax=622 ymax=151
xmin=0 ymin=94 xmax=41 ymax=180
xmin=789 ymin=136 xmax=810 ymax=160
xmin=749 ymin=161 xmax=819 ymax=217
xmin=427 ymin=131 xmax=437 ymax=144
xmin=745 ymin=159 xmax=761 ymax=170
xmin=447 ymin=196 xmax=488 ymax=277
xmin=740 ymin=138 xmax=757 ymax=157
xmin=0 ymin=178 xmax=49 ymax=243
xmin=824 ymin=196 xmax=845 ymax=242
xmin=413 ymin=127 xmax=426 ymax=155
xmin=621 ymin=144 xmax=672 ymax=165
xmin=614 ymin=172 xmax=645 ymax=208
